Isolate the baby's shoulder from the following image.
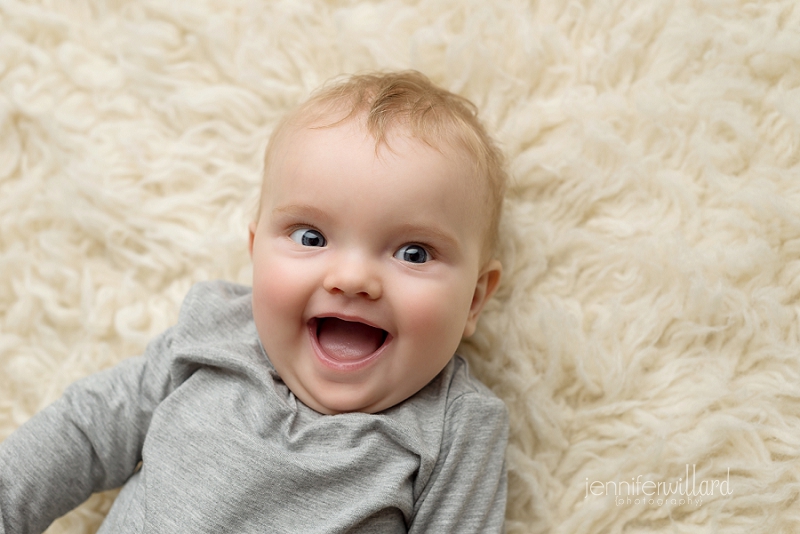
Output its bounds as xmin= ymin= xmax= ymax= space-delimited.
xmin=385 ymin=356 xmax=508 ymax=484
xmin=181 ymin=279 xmax=251 ymax=310
xmin=440 ymin=355 xmax=508 ymax=420
xmin=395 ymin=355 xmax=507 ymax=431
xmin=172 ymin=280 xmax=254 ymax=342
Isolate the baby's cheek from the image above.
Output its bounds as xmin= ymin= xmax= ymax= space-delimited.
xmin=401 ymin=283 xmax=470 ymax=346
xmin=253 ymin=258 xmax=301 ymax=314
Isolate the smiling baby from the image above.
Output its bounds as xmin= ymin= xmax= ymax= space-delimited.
xmin=0 ymin=71 xmax=509 ymax=534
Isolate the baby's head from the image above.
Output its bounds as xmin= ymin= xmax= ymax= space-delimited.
xmin=249 ymin=71 xmax=507 ymax=414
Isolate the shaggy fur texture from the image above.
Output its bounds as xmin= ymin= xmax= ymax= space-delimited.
xmin=1 ymin=0 xmax=799 ymax=532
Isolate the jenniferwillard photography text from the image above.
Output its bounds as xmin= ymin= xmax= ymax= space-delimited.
xmin=584 ymin=465 xmax=733 ymax=507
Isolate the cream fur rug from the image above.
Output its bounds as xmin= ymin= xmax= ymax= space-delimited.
xmin=1 ymin=0 xmax=799 ymax=532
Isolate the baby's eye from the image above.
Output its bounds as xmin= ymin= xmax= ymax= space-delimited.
xmin=394 ymin=244 xmax=430 ymax=264
xmin=290 ymin=228 xmax=326 ymax=247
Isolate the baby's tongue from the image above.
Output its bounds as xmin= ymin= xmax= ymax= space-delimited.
xmin=317 ymin=318 xmax=384 ymax=361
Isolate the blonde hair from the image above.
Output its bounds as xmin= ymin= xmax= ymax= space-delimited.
xmin=260 ymin=70 xmax=507 ymax=260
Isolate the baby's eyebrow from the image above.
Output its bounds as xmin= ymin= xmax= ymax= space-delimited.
xmin=394 ymin=223 xmax=460 ymax=251
xmin=271 ymin=204 xmax=331 ymax=223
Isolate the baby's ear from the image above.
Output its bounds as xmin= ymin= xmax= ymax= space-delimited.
xmin=248 ymin=221 xmax=257 ymax=258
xmin=463 ymin=259 xmax=502 ymax=337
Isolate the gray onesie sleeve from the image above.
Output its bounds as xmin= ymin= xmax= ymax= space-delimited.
xmin=0 ymin=327 xmax=176 ymax=534
xmin=410 ymin=392 xmax=509 ymax=532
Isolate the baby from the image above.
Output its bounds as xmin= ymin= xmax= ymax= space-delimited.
xmin=0 ymin=71 xmax=509 ymax=533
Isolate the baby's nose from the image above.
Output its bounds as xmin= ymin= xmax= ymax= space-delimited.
xmin=322 ymin=253 xmax=382 ymax=300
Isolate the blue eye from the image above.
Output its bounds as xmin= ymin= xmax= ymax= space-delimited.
xmin=395 ymin=244 xmax=430 ymax=264
xmin=290 ymin=228 xmax=326 ymax=247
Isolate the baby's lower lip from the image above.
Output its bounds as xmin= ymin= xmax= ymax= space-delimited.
xmin=307 ymin=319 xmax=392 ymax=372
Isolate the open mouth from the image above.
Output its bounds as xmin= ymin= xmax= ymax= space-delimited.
xmin=310 ymin=317 xmax=390 ymax=365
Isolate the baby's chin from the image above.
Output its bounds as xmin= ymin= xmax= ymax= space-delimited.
xmin=301 ymin=387 xmax=396 ymax=416
xmin=293 ymin=378 xmax=415 ymax=415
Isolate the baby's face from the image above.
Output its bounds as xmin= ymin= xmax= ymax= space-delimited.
xmin=249 ymin=119 xmax=500 ymax=414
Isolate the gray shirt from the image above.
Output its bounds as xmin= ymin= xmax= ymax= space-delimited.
xmin=0 ymin=281 xmax=508 ymax=533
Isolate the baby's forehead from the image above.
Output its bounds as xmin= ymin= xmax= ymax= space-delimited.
xmin=265 ymin=108 xmax=494 ymax=208
xmin=295 ymin=119 xmax=471 ymax=177
xmin=297 ymin=109 xmax=461 ymax=152
xmin=273 ymin=112 xmax=473 ymax=176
